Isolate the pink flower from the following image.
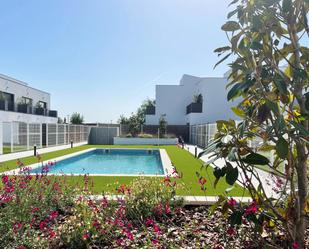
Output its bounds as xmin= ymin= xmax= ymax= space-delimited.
xmin=2 ymin=175 xmax=9 ymax=184
xmin=165 ymin=203 xmax=171 ymax=214
xmin=153 ymin=224 xmax=161 ymax=234
xmin=39 ymin=221 xmax=46 ymax=231
xmin=228 ymin=198 xmax=237 ymax=206
xmin=152 ymin=239 xmax=159 ymax=245
xmin=82 ymin=233 xmax=90 ymax=240
xmin=245 ymin=201 xmax=258 ymax=215
xmin=49 ymin=211 xmax=58 ymax=220
xmin=145 ymin=218 xmax=155 ymax=226
xmin=292 ymin=242 xmax=299 ymax=249
xmin=13 ymin=222 xmax=22 ymax=233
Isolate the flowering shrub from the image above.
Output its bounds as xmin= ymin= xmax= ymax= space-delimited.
xmin=124 ymin=177 xmax=182 ymax=221
xmin=0 ymin=163 xmax=76 ymax=248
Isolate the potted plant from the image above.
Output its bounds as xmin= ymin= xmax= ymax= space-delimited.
xmin=34 ymin=102 xmax=46 ymax=115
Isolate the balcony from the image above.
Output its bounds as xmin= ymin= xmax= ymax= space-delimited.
xmin=186 ymin=102 xmax=202 ymax=114
xmin=145 ymin=106 xmax=156 ymax=115
xmin=0 ymin=100 xmax=58 ymax=118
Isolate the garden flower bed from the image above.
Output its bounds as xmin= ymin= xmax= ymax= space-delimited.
xmin=0 ymin=160 xmax=308 ymax=249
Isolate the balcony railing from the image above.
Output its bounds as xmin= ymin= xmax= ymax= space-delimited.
xmin=145 ymin=106 xmax=156 ymax=115
xmin=186 ymin=102 xmax=202 ymax=114
xmin=0 ymin=100 xmax=58 ymax=118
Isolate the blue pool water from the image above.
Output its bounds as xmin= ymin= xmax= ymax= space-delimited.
xmin=30 ymin=149 xmax=164 ymax=175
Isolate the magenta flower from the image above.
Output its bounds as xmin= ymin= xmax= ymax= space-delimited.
xmin=245 ymin=201 xmax=258 ymax=215
xmin=228 ymin=198 xmax=237 ymax=207
xmin=292 ymin=242 xmax=299 ymax=249
xmin=145 ymin=218 xmax=155 ymax=226
xmin=1 ymin=175 xmax=9 ymax=184
xmin=49 ymin=211 xmax=58 ymax=220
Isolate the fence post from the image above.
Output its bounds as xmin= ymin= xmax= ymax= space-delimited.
xmin=27 ymin=123 xmax=29 ymax=150
xmin=56 ymin=124 xmax=58 ymax=146
xmin=40 ymin=124 xmax=43 ymax=149
xmin=10 ymin=122 xmax=14 ymax=153
xmin=0 ymin=122 xmax=3 ymax=155
xmin=46 ymin=123 xmax=49 ymax=147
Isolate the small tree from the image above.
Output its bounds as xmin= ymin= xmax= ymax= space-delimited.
xmin=70 ymin=113 xmax=84 ymax=124
xmin=200 ymin=0 xmax=308 ymax=247
xmin=159 ymin=115 xmax=167 ymax=138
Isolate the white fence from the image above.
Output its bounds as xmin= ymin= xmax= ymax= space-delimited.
xmin=189 ymin=123 xmax=217 ymax=148
xmin=190 ymin=122 xmax=263 ymax=150
xmin=0 ymin=122 xmax=91 ymax=155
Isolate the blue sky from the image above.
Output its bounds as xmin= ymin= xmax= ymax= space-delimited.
xmin=0 ymin=0 xmax=232 ymax=123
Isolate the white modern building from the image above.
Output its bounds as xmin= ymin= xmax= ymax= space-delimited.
xmin=145 ymin=74 xmax=237 ymax=126
xmin=0 ymin=73 xmax=58 ymax=123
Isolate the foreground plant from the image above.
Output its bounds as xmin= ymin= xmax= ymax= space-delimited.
xmin=201 ymin=0 xmax=308 ymax=248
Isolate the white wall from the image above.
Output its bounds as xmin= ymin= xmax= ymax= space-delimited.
xmin=0 ymin=74 xmax=51 ymax=108
xmin=0 ymin=110 xmax=57 ymax=123
xmin=145 ymin=74 xmax=237 ymax=126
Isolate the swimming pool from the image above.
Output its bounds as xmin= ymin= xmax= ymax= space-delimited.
xmin=27 ymin=148 xmax=169 ymax=176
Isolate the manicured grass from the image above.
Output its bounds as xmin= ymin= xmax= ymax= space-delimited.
xmin=0 ymin=145 xmax=249 ymax=197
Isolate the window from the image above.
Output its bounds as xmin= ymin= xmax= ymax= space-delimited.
xmin=0 ymin=91 xmax=14 ymax=102
xmin=21 ymin=97 xmax=33 ymax=105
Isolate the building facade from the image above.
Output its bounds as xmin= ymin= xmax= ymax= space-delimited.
xmin=145 ymin=74 xmax=237 ymax=126
xmin=0 ymin=73 xmax=57 ymax=123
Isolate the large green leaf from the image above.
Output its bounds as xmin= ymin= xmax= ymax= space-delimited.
xmin=225 ymin=163 xmax=239 ymax=185
xmin=230 ymin=211 xmax=242 ymax=225
xmin=214 ymin=53 xmax=232 ymax=69
xmin=241 ymin=153 xmax=270 ymax=165
xmin=276 ymin=137 xmax=288 ymax=159
xmin=221 ymin=21 xmax=241 ymax=32
xmin=214 ymin=46 xmax=231 ymax=53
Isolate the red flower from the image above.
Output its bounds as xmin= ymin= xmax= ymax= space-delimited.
xmin=152 ymin=239 xmax=159 ymax=245
xmin=145 ymin=218 xmax=155 ymax=226
xmin=245 ymin=201 xmax=258 ymax=215
xmin=227 ymin=227 xmax=236 ymax=236
xmin=39 ymin=221 xmax=46 ymax=231
xmin=117 ymin=184 xmax=126 ymax=194
xmin=2 ymin=175 xmax=9 ymax=184
xmin=153 ymin=224 xmax=161 ymax=234
xmin=292 ymin=242 xmax=299 ymax=249
xmin=228 ymin=198 xmax=237 ymax=207
xmin=49 ymin=230 xmax=56 ymax=239
xmin=13 ymin=222 xmax=22 ymax=233
xmin=82 ymin=233 xmax=90 ymax=240
xmin=49 ymin=211 xmax=58 ymax=220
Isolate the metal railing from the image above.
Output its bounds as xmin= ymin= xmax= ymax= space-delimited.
xmin=0 ymin=122 xmax=91 ymax=154
xmin=0 ymin=100 xmax=58 ymax=118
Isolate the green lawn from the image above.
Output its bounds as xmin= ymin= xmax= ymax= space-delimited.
xmin=0 ymin=145 xmax=249 ymax=197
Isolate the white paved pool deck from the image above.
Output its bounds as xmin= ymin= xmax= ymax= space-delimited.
xmin=0 ymin=142 xmax=88 ymax=163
